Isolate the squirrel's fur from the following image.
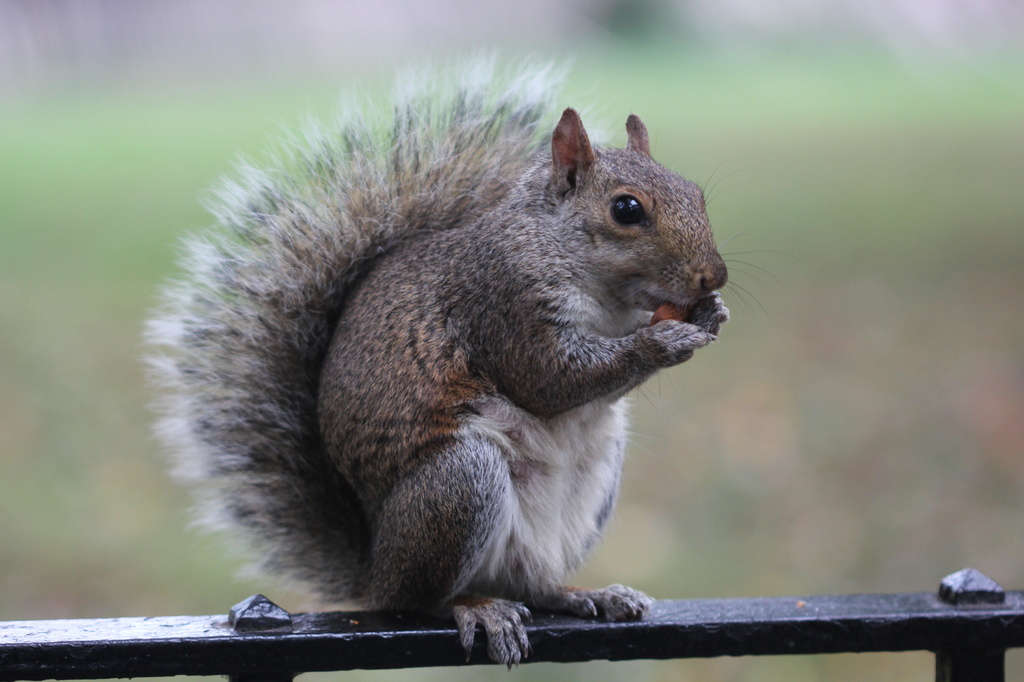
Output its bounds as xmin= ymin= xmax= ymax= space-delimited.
xmin=148 ymin=61 xmax=729 ymax=665
xmin=148 ymin=63 xmax=562 ymax=594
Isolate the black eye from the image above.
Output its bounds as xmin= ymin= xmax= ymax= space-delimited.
xmin=612 ymin=195 xmax=646 ymax=225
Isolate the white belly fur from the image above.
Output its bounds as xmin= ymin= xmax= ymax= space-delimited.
xmin=460 ymin=395 xmax=629 ymax=599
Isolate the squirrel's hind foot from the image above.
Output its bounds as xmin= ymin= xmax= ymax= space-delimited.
xmin=532 ymin=583 xmax=654 ymax=621
xmin=451 ymin=596 xmax=532 ymax=668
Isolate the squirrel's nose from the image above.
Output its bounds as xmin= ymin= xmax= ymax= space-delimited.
xmin=696 ymin=264 xmax=728 ymax=293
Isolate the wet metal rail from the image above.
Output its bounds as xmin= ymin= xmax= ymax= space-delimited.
xmin=1 ymin=569 xmax=1020 ymax=682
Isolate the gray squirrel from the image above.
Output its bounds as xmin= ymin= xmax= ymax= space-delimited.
xmin=148 ymin=63 xmax=729 ymax=666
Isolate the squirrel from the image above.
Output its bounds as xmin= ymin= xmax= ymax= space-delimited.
xmin=148 ymin=62 xmax=729 ymax=666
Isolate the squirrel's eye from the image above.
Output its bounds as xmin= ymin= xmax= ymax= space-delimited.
xmin=612 ymin=195 xmax=645 ymax=225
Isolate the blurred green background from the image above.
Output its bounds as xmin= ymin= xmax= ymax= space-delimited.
xmin=1 ymin=2 xmax=1023 ymax=681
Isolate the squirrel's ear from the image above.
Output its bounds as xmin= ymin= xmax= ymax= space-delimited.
xmin=625 ymin=114 xmax=650 ymax=156
xmin=550 ymin=108 xmax=595 ymax=194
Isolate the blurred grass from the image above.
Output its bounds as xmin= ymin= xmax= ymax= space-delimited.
xmin=1 ymin=48 xmax=1023 ymax=681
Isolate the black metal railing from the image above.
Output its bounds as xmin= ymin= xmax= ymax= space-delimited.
xmin=1 ymin=568 xmax=1021 ymax=682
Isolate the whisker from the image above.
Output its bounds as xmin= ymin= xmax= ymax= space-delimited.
xmin=724 ymin=281 xmax=768 ymax=316
xmin=721 ymin=285 xmax=753 ymax=314
xmin=720 ymin=248 xmax=797 ymax=259
xmin=723 ymin=260 xmax=779 ymax=288
xmin=704 ymin=167 xmax=751 ymax=206
xmin=604 ymin=279 xmax=643 ymax=308
xmin=699 ymin=159 xmax=729 ymax=203
xmin=717 ymin=232 xmax=745 ymax=250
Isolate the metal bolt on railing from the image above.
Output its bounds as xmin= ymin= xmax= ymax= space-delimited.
xmin=228 ymin=595 xmax=296 ymax=682
xmin=936 ymin=568 xmax=1008 ymax=682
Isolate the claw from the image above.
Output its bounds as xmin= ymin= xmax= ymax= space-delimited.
xmin=450 ymin=597 xmax=531 ymax=667
xmin=452 ymin=605 xmax=478 ymax=662
xmin=532 ymin=584 xmax=654 ymax=622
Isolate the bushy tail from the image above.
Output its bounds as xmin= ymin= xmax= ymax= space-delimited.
xmin=147 ymin=61 xmax=563 ymax=601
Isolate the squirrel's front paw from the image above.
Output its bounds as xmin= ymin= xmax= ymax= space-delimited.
xmin=689 ymin=291 xmax=730 ymax=336
xmin=638 ymin=319 xmax=714 ymax=366
xmin=451 ymin=597 xmax=531 ymax=668
xmin=532 ymin=584 xmax=654 ymax=621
